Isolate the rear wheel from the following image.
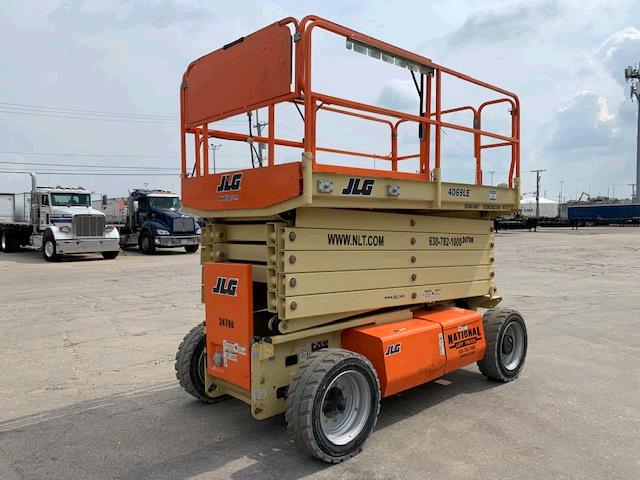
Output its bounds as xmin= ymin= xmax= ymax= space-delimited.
xmin=477 ymin=309 xmax=527 ymax=382
xmin=184 ymin=244 xmax=199 ymax=254
xmin=101 ymin=251 xmax=119 ymax=260
xmin=139 ymin=231 xmax=155 ymax=255
xmin=2 ymin=231 xmax=18 ymax=253
xmin=286 ymin=348 xmax=380 ymax=463
xmin=42 ymin=233 xmax=61 ymax=262
xmin=175 ymin=323 xmax=229 ymax=404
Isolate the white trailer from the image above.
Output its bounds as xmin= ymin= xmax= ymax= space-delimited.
xmin=0 ymin=173 xmax=120 ymax=261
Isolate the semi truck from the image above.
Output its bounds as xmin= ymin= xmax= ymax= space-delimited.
xmin=92 ymin=189 xmax=201 ymax=254
xmin=0 ymin=172 xmax=120 ymax=261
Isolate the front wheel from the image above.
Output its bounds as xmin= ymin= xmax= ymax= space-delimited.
xmin=184 ymin=244 xmax=199 ymax=254
xmin=101 ymin=251 xmax=119 ymax=260
xmin=175 ymin=323 xmax=228 ymax=404
xmin=139 ymin=231 xmax=155 ymax=255
xmin=42 ymin=233 xmax=61 ymax=262
xmin=286 ymin=348 xmax=381 ymax=463
xmin=477 ymin=309 xmax=528 ymax=382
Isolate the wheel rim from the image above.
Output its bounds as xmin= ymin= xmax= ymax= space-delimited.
xmin=500 ymin=321 xmax=525 ymax=371
xmin=319 ymin=370 xmax=371 ymax=446
xmin=197 ymin=348 xmax=206 ymax=386
xmin=141 ymin=236 xmax=149 ymax=251
xmin=44 ymin=241 xmax=54 ymax=257
xmin=1 ymin=233 xmax=5 ymax=250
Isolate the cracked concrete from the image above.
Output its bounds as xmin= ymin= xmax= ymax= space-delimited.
xmin=0 ymin=228 xmax=639 ymax=479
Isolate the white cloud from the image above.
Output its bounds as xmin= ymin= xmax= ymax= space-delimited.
xmin=547 ymin=90 xmax=622 ymax=151
xmin=596 ymin=26 xmax=640 ymax=86
xmin=447 ymin=0 xmax=561 ymax=46
xmin=376 ymin=79 xmax=419 ymax=112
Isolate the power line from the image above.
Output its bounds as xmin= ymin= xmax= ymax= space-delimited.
xmin=0 ymin=101 xmax=175 ymax=119
xmin=0 ymin=170 xmax=180 ymax=176
xmin=0 ymin=160 xmax=180 ymax=171
xmin=0 ymin=150 xmax=177 ymax=158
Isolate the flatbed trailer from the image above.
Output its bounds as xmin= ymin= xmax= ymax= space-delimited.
xmin=174 ymin=15 xmax=528 ymax=463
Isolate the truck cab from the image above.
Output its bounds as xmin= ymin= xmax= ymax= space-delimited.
xmin=117 ymin=189 xmax=201 ymax=254
xmin=34 ymin=187 xmax=121 ymax=261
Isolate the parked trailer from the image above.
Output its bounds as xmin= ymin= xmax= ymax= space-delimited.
xmin=0 ymin=173 xmax=120 ymax=261
xmin=173 ymin=16 xmax=528 ymax=463
xmin=92 ymin=189 xmax=201 ymax=254
xmin=567 ymin=203 xmax=640 ymax=226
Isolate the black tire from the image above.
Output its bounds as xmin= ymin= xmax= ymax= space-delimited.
xmin=2 ymin=231 xmax=19 ymax=253
xmin=184 ymin=244 xmax=199 ymax=254
xmin=42 ymin=232 xmax=61 ymax=262
xmin=477 ymin=309 xmax=527 ymax=382
xmin=101 ymin=251 xmax=119 ymax=260
xmin=139 ymin=231 xmax=155 ymax=255
xmin=175 ymin=323 xmax=228 ymax=404
xmin=286 ymin=348 xmax=381 ymax=463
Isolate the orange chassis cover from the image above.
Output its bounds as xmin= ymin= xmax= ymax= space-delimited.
xmin=204 ymin=263 xmax=253 ymax=390
xmin=342 ymin=307 xmax=486 ymax=397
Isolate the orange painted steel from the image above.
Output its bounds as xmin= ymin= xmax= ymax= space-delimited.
xmin=204 ymin=262 xmax=253 ymax=390
xmin=342 ymin=318 xmax=446 ymax=397
xmin=414 ymin=307 xmax=486 ymax=374
xmin=180 ymin=14 xmax=521 ymax=208
xmin=342 ymin=306 xmax=486 ymax=398
xmin=182 ymin=162 xmax=302 ymax=212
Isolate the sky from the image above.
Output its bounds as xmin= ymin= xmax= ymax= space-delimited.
xmin=0 ymin=0 xmax=639 ymax=201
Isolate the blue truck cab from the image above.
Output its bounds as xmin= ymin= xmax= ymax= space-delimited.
xmin=95 ymin=189 xmax=201 ymax=254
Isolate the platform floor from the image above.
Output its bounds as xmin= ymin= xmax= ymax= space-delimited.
xmin=0 ymin=227 xmax=638 ymax=479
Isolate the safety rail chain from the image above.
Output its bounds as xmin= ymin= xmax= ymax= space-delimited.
xmin=180 ymin=15 xmax=520 ymax=187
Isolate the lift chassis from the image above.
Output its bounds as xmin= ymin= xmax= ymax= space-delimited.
xmin=175 ymin=15 xmax=527 ymax=463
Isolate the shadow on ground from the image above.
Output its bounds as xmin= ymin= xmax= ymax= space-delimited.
xmin=0 ymin=369 xmax=499 ymax=480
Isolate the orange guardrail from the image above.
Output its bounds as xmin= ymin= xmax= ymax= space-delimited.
xmin=180 ymin=15 xmax=520 ymax=190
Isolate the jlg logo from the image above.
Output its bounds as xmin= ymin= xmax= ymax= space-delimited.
xmin=212 ymin=277 xmax=238 ymax=296
xmin=342 ymin=178 xmax=374 ymax=196
xmin=216 ymin=173 xmax=242 ymax=192
xmin=385 ymin=343 xmax=401 ymax=356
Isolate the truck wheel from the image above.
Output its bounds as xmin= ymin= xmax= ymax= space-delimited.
xmin=42 ymin=233 xmax=61 ymax=262
xmin=477 ymin=309 xmax=527 ymax=382
xmin=101 ymin=251 xmax=119 ymax=260
xmin=139 ymin=231 xmax=155 ymax=255
xmin=184 ymin=244 xmax=199 ymax=254
xmin=175 ymin=323 xmax=229 ymax=404
xmin=286 ymin=348 xmax=381 ymax=463
xmin=2 ymin=231 xmax=18 ymax=253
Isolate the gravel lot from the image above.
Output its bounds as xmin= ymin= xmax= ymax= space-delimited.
xmin=1 ymin=227 xmax=639 ymax=479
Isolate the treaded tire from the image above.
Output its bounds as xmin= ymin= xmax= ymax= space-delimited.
xmin=139 ymin=231 xmax=155 ymax=255
xmin=42 ymin=232 xmax=61 ymax=262
xmin=477 ymin=309 xmax=527 ymax=382
xmin=101 ymin=251 xmax=119 ymax=259
xmin=184 ymin=244 xmax=199 ymax=253
xmin=286 ymin=348 xmax=381 ymax=463
xmin=175 ymin=322 xmax=228 ymax=404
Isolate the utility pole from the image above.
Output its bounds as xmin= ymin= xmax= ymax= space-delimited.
xmin=628 ymin=183 xmax=636 ymax=201
xmin=625 ymin=64 xmax=640 ymax=202
xmin=210 ymin=144 xmax=222 ymax=173
xmin=488 ymin=170 xmax=495 ymax=185
xmin=531 ymin=169 xmax=546 ymax=230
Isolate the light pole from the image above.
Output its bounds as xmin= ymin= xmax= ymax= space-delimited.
xmin=488 ymin=170 xmax=495 ymax=186
xmin=559 ymin=180 xmax=564 ymax=205
xmin=210 ymin=144 xmax=222 ymax=174
xmin=625 ymin=63 xmax=640 ymax=202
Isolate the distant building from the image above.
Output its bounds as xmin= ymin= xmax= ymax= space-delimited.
xmin=520 ymin=194 xmax=559 ymax=218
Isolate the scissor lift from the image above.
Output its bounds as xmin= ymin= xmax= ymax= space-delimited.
xmin=175 ymin=15 xmax=528 ymax=463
